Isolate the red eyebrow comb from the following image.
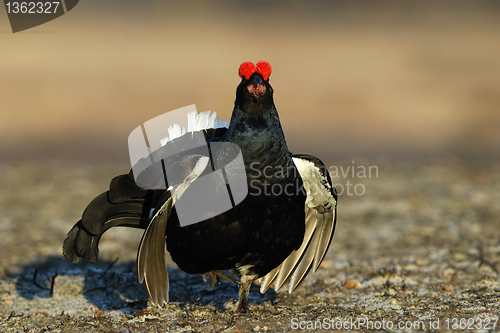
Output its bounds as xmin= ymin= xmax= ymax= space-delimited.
xmin=238 ymin=61 xmax=272 ymax=81
xmin=256 ymin=61 xmax=272 ymax=81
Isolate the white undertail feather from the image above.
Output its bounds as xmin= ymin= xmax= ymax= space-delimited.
xmin=188 ymin=110 xmax=229 ymax=132
xmin=160 ymin=110 xmax=229 ymax=146
xmin=166 ymin=124 xmax=186 ymax=144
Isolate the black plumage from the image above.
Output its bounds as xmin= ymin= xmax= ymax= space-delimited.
xmin=63 ymin=61 xmax=337 ymax=312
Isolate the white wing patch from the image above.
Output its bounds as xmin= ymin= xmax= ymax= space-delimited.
xmin=160 ymin=110 xmax=229 ymax=146
xmin=292 ymin=157 xmax=336 ymax=210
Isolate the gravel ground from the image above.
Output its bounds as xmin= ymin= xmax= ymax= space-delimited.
xmin=0 ymin=154 xmax=499 ymax=332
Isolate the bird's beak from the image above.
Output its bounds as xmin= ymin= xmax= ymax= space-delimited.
xmin=247 ymin=75 xmax=266 ymax=101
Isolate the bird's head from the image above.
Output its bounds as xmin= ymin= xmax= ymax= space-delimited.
xmin=235 ymin=61 xmax=274 ymax=110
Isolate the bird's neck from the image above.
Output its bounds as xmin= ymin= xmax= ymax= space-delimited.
xmin=222 ymin=105 xmax=293 ymax=173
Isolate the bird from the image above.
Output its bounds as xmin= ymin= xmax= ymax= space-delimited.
xmin=63 ymin=61 xmax=338 ymax=313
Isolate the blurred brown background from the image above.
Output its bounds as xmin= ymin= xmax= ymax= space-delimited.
xmin=1 ymin=0 xmax=500 ymax=162
xmin=1 ymin=3 xmax=500 ymax=330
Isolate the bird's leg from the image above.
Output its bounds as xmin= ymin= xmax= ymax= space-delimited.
xmin=235 ymin=274 xmax=257 ymax=313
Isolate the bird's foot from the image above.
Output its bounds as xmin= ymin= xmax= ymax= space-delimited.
xmin=234 ymin=299 xmax=249 ymax=314
xmin=215 ymin=270 xmax=239 ymax=285
xmin=203 ymin=270 xmax=239 ymax=290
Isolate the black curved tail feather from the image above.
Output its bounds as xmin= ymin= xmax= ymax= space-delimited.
xmin=63 ymin=171 xmax=160 ymax=263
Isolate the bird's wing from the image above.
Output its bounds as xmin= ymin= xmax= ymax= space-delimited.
xmin=137 ymin=195 xmax=172 ymax=307
xmin=136 ymin=154 xmax=211 ymax=307
xmin=260 ymin=154 xmax=337 ymax=294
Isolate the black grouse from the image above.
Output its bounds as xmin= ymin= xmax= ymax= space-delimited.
xmin=63 ymin=61 xmax=338 ymax=313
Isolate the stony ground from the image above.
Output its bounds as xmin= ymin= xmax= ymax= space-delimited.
xmin=0 ymin=154 xmax=499 ymax=332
